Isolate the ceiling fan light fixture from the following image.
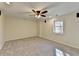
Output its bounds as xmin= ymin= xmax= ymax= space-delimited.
xmin=35 ymin=15 xmax=41 ymax=18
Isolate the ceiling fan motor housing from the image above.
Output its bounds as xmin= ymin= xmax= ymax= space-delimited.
xmin=36 ymin=11 xmax=41 ymax=15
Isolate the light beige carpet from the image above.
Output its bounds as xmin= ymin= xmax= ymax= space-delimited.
xmin=0 ymin=37 xmax=79 ymax=56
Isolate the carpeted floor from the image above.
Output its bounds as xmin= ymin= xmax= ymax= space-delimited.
xmin=0 ymin=37 xmax=79 ymax=56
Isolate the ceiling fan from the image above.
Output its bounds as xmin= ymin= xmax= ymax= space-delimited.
xmin=32 ymin=9 xmax=48 ymax=18
xmin=18 ymin=9 xmax=48 ymax=23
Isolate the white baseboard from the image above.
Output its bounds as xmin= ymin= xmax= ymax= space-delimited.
xmin=0 ymin=36 xmax=38 ymax=49
xmin=2 ymin=36 xmax=79 ymax=50
xmin=5 ymin=36 xmax=38 ymax=42
xmin=39 ymin=36 xmax=79 ymax=50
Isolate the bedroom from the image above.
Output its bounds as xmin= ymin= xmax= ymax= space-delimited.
xmin=0 ymin=2 xmax=79 ymax=56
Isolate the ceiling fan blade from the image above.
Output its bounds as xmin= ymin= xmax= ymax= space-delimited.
xmin=41 ymin=15 xmax=46 ymax=17
xmin=41 ymin=10 xmax=48 ymax=14
xmin=32 ymin=9 xmax=36 ymax=13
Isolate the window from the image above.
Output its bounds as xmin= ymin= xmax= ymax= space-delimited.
xmin=53 ymin=20 xmax=63 ymax=34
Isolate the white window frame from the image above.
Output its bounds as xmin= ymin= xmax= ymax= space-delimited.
xmin=53 ymin=20 xmax=64 ymax=34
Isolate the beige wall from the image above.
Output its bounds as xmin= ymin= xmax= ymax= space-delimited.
xmin=36 ymin=20 xmax=40 ymax=36
xmin=0 ymin=11 xmax=5 ymax=49
xmin=5 ymin=16 xmax=37 ymax=41
xmin=39 ymin=12 xmax=79 ymax=49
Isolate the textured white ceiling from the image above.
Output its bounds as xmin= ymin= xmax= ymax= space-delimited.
xmin=1 ymin=2 xmax=79 ymax=19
